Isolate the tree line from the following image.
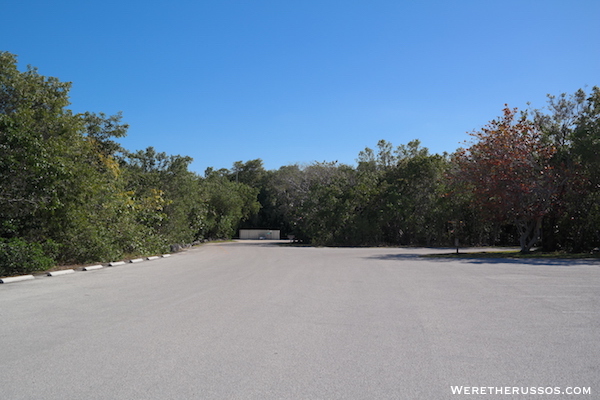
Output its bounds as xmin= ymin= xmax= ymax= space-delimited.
xmin=0 ymin=52 xmax=259 ymax=275
xmin=1 ymin=51 xmax=599 ymax=275
xmin=237 ymin=89 xmax=600 ymax=255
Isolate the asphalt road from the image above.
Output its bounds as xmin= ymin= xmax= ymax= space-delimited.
xmin=1 ymin=241 xmax=599 ymax=399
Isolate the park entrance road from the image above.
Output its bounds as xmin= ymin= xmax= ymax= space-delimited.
xmin=1 ymin=241 xmax=599 ymax=399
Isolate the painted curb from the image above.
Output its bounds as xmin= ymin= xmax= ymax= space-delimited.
xmin=108 ymin=261 xmax=126 ymax=267
xmin=47 ymin=269 xmax=75 ymax=277
xmin=2 ymin=251 xmax=177 ymax=285
xmin=1 ymin=275 xmax=35 ymax=284
xmin=83 ymin=265 xmax=104 ymax=271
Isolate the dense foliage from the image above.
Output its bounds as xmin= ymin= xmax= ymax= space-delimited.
xmin=452 ymin=107 xmax=562 ymax=252
xmin=1 ymin=51 xmax=598 ymax=274
xmin=239 ymin=94 xmax=600 ymax=253
xmin=0 ymin=52 xmax=259 ymax=274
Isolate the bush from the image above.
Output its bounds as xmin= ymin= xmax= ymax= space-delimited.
xmin=0 ymin=238 xmax=56 ymax=276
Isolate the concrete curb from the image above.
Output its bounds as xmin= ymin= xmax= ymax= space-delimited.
xmin=2 ymin=251 xmax=176 ymax=285
xmin=83 ymin=265 xmax=103 ymax=271
xmin=108 ymin=261 xmax=126 ymax=267
xmin=47 ymin=269 xmax=75 ymax=277
xmin=1 ymin=275 xmax=35 ymax=284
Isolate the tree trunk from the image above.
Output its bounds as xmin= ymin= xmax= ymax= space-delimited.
xmin=518 ymin=217 xmax=543 ymax=253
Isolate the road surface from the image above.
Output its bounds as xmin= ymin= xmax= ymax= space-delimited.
xmin=1 ymin=241 xmax=598 ymax=399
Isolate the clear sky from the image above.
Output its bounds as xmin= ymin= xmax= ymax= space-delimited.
xmin=3 ymin=0 xmax=599 ymax=174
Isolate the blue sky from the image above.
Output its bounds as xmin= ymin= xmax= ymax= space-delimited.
xmin=3 ymin=0 xmax=599 ymax=174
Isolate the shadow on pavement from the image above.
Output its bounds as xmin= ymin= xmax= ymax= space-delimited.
xmin=366 ymin=253 xmax=600 ymax=266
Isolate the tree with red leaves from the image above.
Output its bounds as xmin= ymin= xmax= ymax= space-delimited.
xmin=453 ymin=106 xmax=562 ymax=253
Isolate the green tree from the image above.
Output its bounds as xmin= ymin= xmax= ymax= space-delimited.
xmin=230 ymin=159 xmax=266 ymax=187
xmin=381 ymin=148 xmax=449 ymax=245
xmin=0 ymin=52 xmax=163 ymax=264
xmin=296 ymin=163 xmax=357 ymax=245
xmin=356 ymin=140 xmax=452 ymax=246
xmin=200 ymin=171 xmax=260 ymax=239
xmin=122 ymin=147 xmax=207 ymax=245
xmin=0 ymin=51 xmax=77 ymax=240
xmin=531 ymin=87 xmax=600 ymax=251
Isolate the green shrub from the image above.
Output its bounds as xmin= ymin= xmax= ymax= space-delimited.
xmin=0 ymin=238 xmax=56 ymax=276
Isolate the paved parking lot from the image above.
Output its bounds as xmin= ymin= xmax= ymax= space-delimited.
xmin=1 ymin=241 xmax=598 ymax=399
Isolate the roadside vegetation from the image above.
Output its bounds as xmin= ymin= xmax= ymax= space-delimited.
xmin=1 ymin=51 xmax=599 ymax=275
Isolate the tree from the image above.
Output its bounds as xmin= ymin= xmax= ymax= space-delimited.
xmin=200 ymin=170 xmax=260 ymax=239
xmin=530 ymin=87 xmax=600 ymax=251
xmin=0 ymin=51 xmax=77 ymax=238
xmin=81 ymin=111 xmax=128 ymax=157
xmin=382 ymin=149 xmax=449 ymax=245
xmin=571 ymin=87 xmax=600 ymax=185
xmin=258 ymin=164 xmax=305 ymax=237
xmin=0 ymin=51 xmax=160 ymax=263
xmin=294 ymin=163 xmax=357 ymax=245
xmin=230 ymin=159 xmax=266 ymax=187
xmin=453 ymin=106 xmax=562 ymax=252
xmin=122 ymin=147 xmax=208 ymax=245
